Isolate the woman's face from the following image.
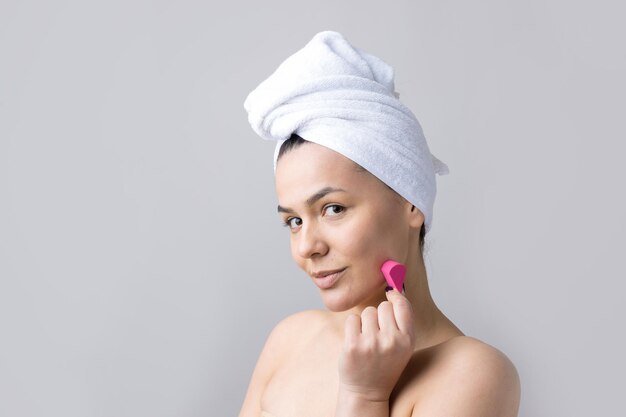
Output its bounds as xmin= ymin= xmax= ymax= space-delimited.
xmin=275 ymin=141 xmax=420 ymax=312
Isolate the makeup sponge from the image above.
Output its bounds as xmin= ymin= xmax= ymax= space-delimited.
xmin=381 ymin=260 xmax=406 ymax=292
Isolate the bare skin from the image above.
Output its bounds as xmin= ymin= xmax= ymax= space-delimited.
xmin=238 ymin=142 xmax=521 ymax=417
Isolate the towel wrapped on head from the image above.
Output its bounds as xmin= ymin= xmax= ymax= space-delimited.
xmin=243 ymin=30 xmax=449 ymax=235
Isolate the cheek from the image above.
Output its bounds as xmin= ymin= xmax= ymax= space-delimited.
xmin=340 ymin=217 xmax=395 ymax=264
xmin=346 ymin=211 xmax=406 ymax=261
xmin=289 ymin=237 xmax=304 ymax=265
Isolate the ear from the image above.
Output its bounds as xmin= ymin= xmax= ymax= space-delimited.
xmin=408 ymin=204 xmax=425 ymax=230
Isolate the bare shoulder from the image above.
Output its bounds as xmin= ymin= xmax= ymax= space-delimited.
xmin=274 ymin=308 xmax=328 ymax=332
xmin=237 ymin=309 xmax=327 ymax=417
xmin=268 ymin=309 xmax=328 ymax=353
xmin=435 ymin=335 xmax=520 ymax=378
xmin=256 ymin=308 xmax=328 ymax=370
xmin=407 ymin=336 xmax=521 ymax=417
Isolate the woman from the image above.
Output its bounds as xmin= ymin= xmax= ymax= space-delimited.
xmin=239 ymin=31 xmax=520 ymax=417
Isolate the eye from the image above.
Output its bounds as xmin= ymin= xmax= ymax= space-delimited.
xmin=324 ymin=204 xmax=345 ymax=216
xmin=282 ymin=217 xmax=302 ymax=229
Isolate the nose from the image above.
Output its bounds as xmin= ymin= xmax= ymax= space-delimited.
xmin=295 ymin=221 xmax=328 ymax=259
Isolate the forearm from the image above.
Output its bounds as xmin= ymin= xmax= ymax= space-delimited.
xmin=334 ymin=388 xmax=389 ymax=417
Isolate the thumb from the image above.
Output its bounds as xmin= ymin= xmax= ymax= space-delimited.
xmin=384 ymin=284 xmax=414 ymax=336
xmin=385 ymin=283 xmax=406 ymax=297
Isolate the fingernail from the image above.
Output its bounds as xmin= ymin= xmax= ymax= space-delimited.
xmin=385 ymin=285 xmax=393 ymax=292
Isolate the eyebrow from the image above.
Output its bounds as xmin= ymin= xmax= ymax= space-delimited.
xmin=277 ymin=187 xmax=347 ymax=214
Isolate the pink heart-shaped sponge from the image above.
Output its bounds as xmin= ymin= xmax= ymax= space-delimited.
xmin=381 ymin=260 xmax=406 ymax=292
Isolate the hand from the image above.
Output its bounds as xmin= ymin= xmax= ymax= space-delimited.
xmin=337 ymin=288 xmax=416 ymax=402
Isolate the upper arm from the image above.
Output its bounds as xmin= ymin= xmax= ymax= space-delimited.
xmin=237 ymin=310 xmax=321 ymax=417
xmin=411 ymin=338 xmax=521 ymax=417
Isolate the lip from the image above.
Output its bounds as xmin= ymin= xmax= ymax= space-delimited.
xmin=312 ymin=268 xmax=346 ymax=278
xmin=312 ymin=267 xmax=347 ymax=289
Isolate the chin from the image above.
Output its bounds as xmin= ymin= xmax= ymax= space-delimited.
xmin=319 ymin=291 xmax=355 ymax=312
xmin=320 ymin=282 xmax=386 ymax=312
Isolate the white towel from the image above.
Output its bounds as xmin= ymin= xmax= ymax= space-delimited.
xmin=243 ymin=30 xmax=449 ymax=234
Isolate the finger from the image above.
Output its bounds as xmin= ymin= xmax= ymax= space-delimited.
xmin=361 ymin=306 xmax=380 ymax=335
xmin=377 ymin=301 xmax=399 ymax=332
xmin=344 ymin=314 xmax=361 ymax=346
xmin=385 ymin=289 xmax=414 ymax=335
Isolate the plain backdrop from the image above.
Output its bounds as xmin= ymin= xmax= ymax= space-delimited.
xmin=1 ymin=1 xmax=624 ymax=416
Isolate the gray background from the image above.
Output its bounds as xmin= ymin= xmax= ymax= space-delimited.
xmin=1 ymin=0 xmax=624 ymax=416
